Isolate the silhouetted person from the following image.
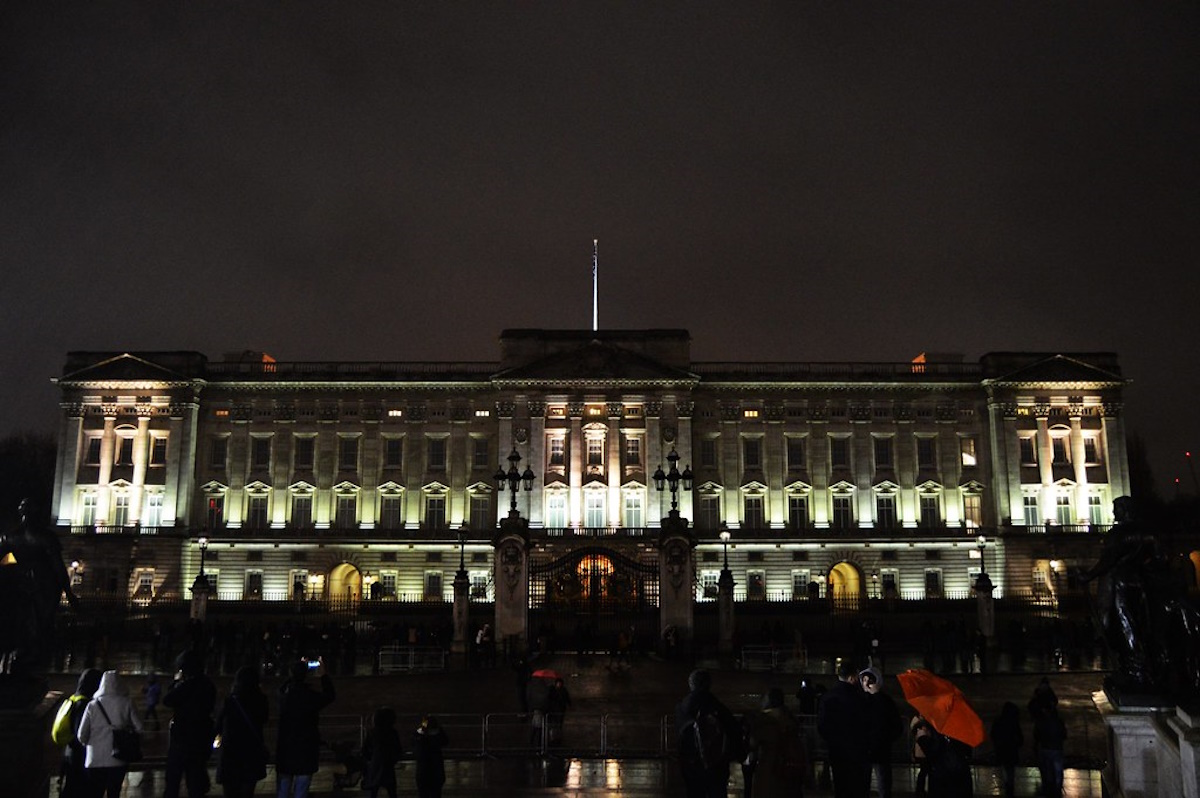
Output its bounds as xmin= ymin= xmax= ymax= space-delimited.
xmin=214 ymin=666 xmax=268 ymax=798
xmin=163 ymin=649 xmax=217 ymax=798
xmin=817 ymin=659 xmax=872 ymax=798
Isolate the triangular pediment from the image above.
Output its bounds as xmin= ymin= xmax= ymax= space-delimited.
xmin=492 ymin=339 xmax=698 ymax=385
xmin=60 ymin=352 xmax=199 ymax=383
xmin=621 ymin=479 xmax=646 ymax=491
xmin=989 ymin=354 xmax=1123 ymax=385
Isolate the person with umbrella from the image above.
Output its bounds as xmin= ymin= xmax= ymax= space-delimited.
xmin=896 ymin=669 xmax=984 ymax=798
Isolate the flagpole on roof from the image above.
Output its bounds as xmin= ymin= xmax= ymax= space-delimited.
xmin=592 ymin=239 xmax=598 ymax=332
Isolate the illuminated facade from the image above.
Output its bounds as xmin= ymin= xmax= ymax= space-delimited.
xmin=50 ymin=330 xmax=1130 ymax=617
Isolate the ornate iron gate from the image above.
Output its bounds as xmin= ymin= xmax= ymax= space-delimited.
xmin=528 ymin=545 xmax=659 ymax=655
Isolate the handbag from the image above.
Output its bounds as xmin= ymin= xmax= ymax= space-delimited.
xmin=95 ymin=700 xmax=143 ymax=763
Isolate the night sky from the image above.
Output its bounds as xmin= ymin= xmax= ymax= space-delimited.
xmin=2 ymin=4 xmax=1196 ymax=494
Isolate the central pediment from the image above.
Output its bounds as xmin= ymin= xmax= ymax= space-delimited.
xmin=493 ymin=331 xmax=698 ymax=386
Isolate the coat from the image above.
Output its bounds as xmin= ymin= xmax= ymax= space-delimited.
xmin=78 ymin=671 xmax=143 ymax=769
xmin=214 ymin=690 xmax=269 ymax=785
xmin=275 ymin=674 xmax=335 ymax=775
xmin=162 ymin=671 xmax=217 ymax=753
xmin=411 ymin=724 xmax=449 ymax=793
xmin=817 ymin=679 xmax=872 ymax=765
xmin=362 ymin=726 xmax=402 ymax=790
xmin=748 ymin=706 xmax=803 ymax=798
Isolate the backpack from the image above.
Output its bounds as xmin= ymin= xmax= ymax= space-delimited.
xmin=51 ymin=694 xmax=86 ymax=748
xmin=682 ymin=705 xmax=733 ymax=770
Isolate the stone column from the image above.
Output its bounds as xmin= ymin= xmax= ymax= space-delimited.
xmin=718 ymin=563 xmax=735 ymax=659
xmin=568 ymin=402 xmax=583 ymax=526
xmin=1036 ymin=415 xmax=1053 ymax=524
xmin=452 ymin=562 xmax=470 ymax=663
xmin=607 ymin=402 xmax=622 ymax=527
xmin=659 ymin=520 xmax=695 ymax=656
xmin=493 ymin=518 xmax=530 ymax=657
xmin=96 ymin=416 xmax=116 ymax=525
xmin=131 ymin=415 xmax=151 ymax=525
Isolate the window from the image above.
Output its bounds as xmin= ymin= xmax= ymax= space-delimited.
xmin=698 ymin=496 xmax=721 ymax=530
xmin=379 ymin=495 xmax=402 ymax=529
xmin=79 ymin=493 xmax=97 ymax=526
xmin=916 ymin=437 xmax=937 ymax=470
xmin=881 ymin=569 xmax=898 ymax=596
xmin=380 ymin=572 xmax=397 ymax=598
xmin=875 ymin=495 xmax=897 ymax=529
xmin=424 ymin=495 xmax=446 ymax=529
xmin=743 ymin=438 xmax=762 ymax=469
xmin=746 ymin=570 xmax=766 ymax=600
xmin=1051 ymin=436 xmax=1069 ymax=464
xmin=1083 ymin=437 xmax=1101 ymax=464
xmin=874 ymin=437 xmax=893 ymax=469
xmin=963 ymin=494 xmax=982 ymax=528
xmin=960 ymin=437 xmax=977 ymax=467
xmin=1019 ymin=436 xmax=1037 ymax=466
xmin=339 ymin=437 xmax=359 ymax=471
xmin=587 ymin=438 xmax=604 ymax=467
xmin=623 ymin=492 xmax=643 ymax=527
xmin=788 ymin=495 xmax=809 ymax=530
xmin=624 ymin=436 xmax=641 ymax=467
xmin=1056 ymin=495 xmax=1073 ymax=526
xmin=112 ymin=494 xmax=130 ymax=527
xmin=470 ymin=572 xmax=489 ymax=599
xmin=384 ymin=438 xmax=404 ymax=468
xmin=135 ymin=569 xmax=154 ymax=596
xmin=427 ymin=438 xmax=446 ymax=470
xmin=792 ymin=570 xmax=811 ymax=599
xmin=832 ymin=496 xmax=854 ymax=529
xmin=548 ymin=437 xmax=565 ymax=467
xmin=743 ymin=495 xmax=764 ymax=528
xmin=245 ymin=571 xmax=263 ymax=598
xmin=1023 ymin=495 xmax=1040 ymax=527
xmin=584 ymin=492 xmax=606 ymax=527
xmin=919 ymin=495 xmax=940 ymax=528
xmin=1088 ymin=495 xmax=1103 ymax=526
xmin=206 ymin=495 xmax=225 ymax=529
xmin=472 ymin=438 xmax=489 ymax=469
xmin=150 ymin=437 xmax=168 ymax=466
xmin=545 ymin=493 xmax=567 ymax=527
xmin=423 ymin=571 xmax=443 ymax=601
xmin=335 ymin=494 xmax=357 ymax=528
xmin=469 ymin=493 xmax=491 ymax=529
xmin=700 ymin=571 xmax=719 ymax=599
xmin=143 ymin=493 xmax=163 ymax=528
xmin=210 ymin=438 xmax=229 ymax=469
xmin=247 ymin=495 xmax=268 ymax=528
xmin=252 ymin=437 xmax=271 ymax=470
xmin=830 ymin=437 xmax=850 ymax=469
xmin=294 ymin=437 xmax=315 ymax=469
xmin=701 ymin=439 xmax=718 ymax=468
xmin=115 ymin=436 xmax=134 ymax=466
xmin=84 ymin=437 xmax=103 ymax=466
xmin=924 ymin=569 xmax=942 ymax=597
xmin=292 ymin=494 xmax=313 ymax=528
xmin=787 ymin=438 xmax=805 ymax=470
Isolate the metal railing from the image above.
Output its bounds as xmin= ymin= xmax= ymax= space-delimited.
xmin=376 ymin=644 xmax=447 ymax=673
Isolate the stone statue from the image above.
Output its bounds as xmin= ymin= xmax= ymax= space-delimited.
xmin=0 ymin=498 xmax=77 ymax=677
xmin=1083 ymin=496 xmax=1199 ymax=704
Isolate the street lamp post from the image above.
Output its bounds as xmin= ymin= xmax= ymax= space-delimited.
xmin=717 ymin=523 xmax=735 ymax=658
xmin=452 ymin=525 xmax=471 ymax=662
xmin=975 ymin=534 xmax=995 ymax=663
xmin=190 ymin=536 xmax=213 ymax=623
xmin=495 ymin=448 xmax=535 ymax=518
xmin=653 ymin=448 xmax=694 ymax=522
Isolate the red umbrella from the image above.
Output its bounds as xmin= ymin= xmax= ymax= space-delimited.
xmin=896 ymin=669 xmax=985 ymax=748
xmin=531 ymin=668 xmax=561 ymax=680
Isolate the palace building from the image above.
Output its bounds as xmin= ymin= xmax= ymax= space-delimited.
xmin=49 ymin=329 xmax=1132 ymax=647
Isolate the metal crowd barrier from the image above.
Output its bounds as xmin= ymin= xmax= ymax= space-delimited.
xmin=376 ymin=644 xmax=447 ymax=673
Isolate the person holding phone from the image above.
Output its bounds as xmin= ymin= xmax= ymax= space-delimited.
xmin=276 ymin=657 xmax=336 ymax=798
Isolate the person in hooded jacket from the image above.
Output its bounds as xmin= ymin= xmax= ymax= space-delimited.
xmin=675 ymin=668 xmax=743 ymax=798
xmin=361 ymin=706 xmax=402 ymax=798
xmin=276 ymin=657 xmax=336 ymax=798
xmin=214 ymin=666 xmax=269 ymax=798
xmin=163 ymin=649 xmax=218 ymax=798
xmin=859 ymin=667 xmax=903 ymax=798
xmin=58 ymin=667 xmax=102 ymax=798
xmin=746 ymin=687 xmax=804 ymax=798
xmin=77 ymin=670 xmax=143 ymax=798
xmin=411 ymin=713 xmax=449 ymax=798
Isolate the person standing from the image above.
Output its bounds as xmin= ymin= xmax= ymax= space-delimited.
xmin=57 ymin=668 xmax=103 ymax=798
xmin=77 ymin=670 xmax=143 ymax=798
xmin=859 ymin=667 xmax=902 ymax=798
xmin=163 ymin=649 xmax=218 ymax=798
xmin=276 ymin=656 xmax=336 ymax=798
xmin=1033 ymin=702 xmax=1066 ymax=798
xmin=745 ymin=687 xmax=805 ymax=798
xmin=214 ymin=666 xmax=269 ymax=798
xmin=142 ymin=673 xmax=162 ymax=731
xmin=990 ymin=702 xmax=1023 ymax=798
xmin=361 ymin=706 xmax=403 ymax=798
xmin=910 ymin=716 xmax=934 ymax=798
xmin=817 ymin=659 xmax=872 ymax=798
xmin=411 ymin=713 xmax=449 ymax=798
xmin=675 ymin=668 xmax=743 ymax=798
xmin=545 ymin=678 xmax=572 ymax=746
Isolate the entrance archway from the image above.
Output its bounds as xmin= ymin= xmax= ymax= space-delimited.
xmin=328 ymin=562 xmax=363 ymax=603
xmin=828 ymin=561 xmax=863 ymax=609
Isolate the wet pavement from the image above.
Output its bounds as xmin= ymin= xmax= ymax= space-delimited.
xmin=47 ymin=651 xmax=1110 ymax=796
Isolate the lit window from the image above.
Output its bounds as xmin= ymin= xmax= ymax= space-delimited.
xmin=548 ymin=437 xmax=565 ymax=467
xmin=112 ymin=494 xmax=130 ymax=527
xmin=475 ymin=409 xmax=491 ymax=418
xmin=624 ymin=437 xmax=641 ymax=467
xmin=387 ymin=409 xmax=403 ymax=418
xmin=743 ymin=409 xmax=760 ymax=419
xmin=587 ymin=438 xmax=604 ymax=467
xmin=623 ymin=492 xmax=643 ymax=527
xmin=1088 ymin=495 xmax=1103 ymax=525
xmin=143 ymin=493 xmax=164 ymax=527
xmin=584 ymin=492 xmax=606 ymax=527
xmin=1055 ymin=495 xmax=1072 ymax=525
xmin=545 ymin=493 xmax=567 ymax=527
xmin=960 ymin=437 xmax=977 ymax=467
xmin=963 ymin=494 xmax=982 ymax=528
xmin=1023 ymin=495 xmax=1040 ymax=527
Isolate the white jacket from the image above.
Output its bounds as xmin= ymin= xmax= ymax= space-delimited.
xmin=78 ymin=670 xmax=143 ymax=768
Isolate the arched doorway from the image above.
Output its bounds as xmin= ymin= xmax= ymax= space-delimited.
xmin=828 ymin=561 xmax=863 ymax=609
xmin=328 ymin=562 xmax=363 ymax=604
